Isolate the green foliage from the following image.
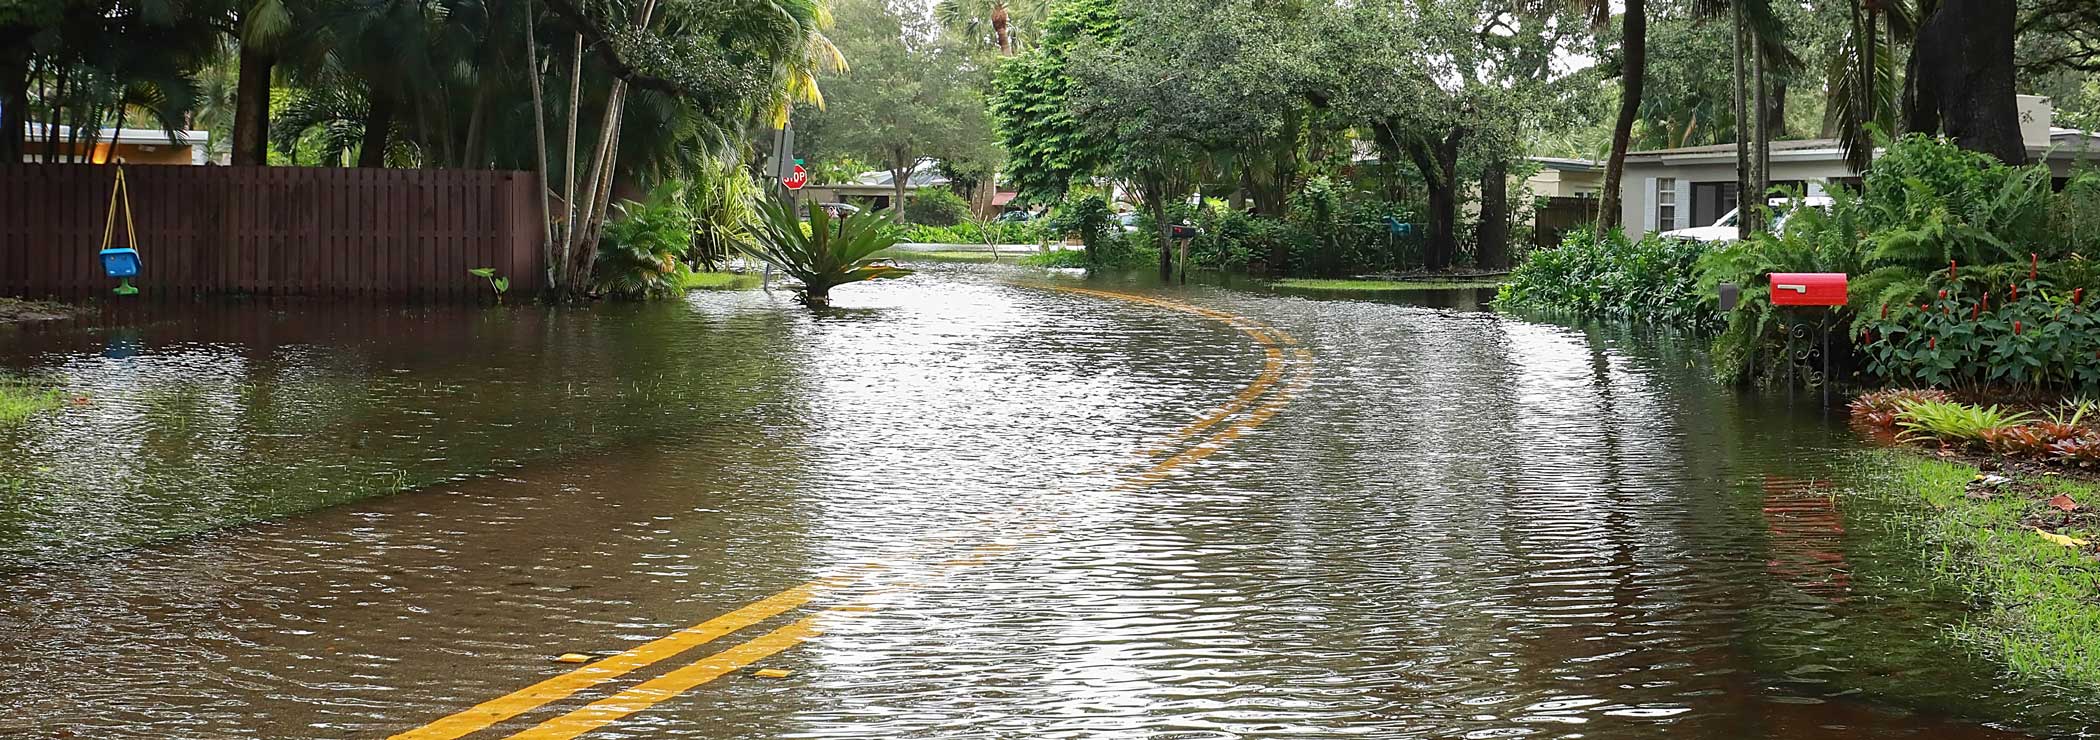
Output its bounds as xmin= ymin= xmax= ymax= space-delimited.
xmin=686 ymin=159 xmax=762 ymax=270
xmin=741 ymin=200 xmax=913 ymax=306
xmin=1495 ymin=228 xmax=1719 ymax=330
xmin=902 ymin=188 xmax=973 ymax=227
xmin=593 ymin=184 xmax=695 ymax=301
xmin=1860 ymin=270 xmax=2100 ymax=391
xmin=1894 ymin=400 xmax=2032 ymax=445
xmin=468 ymin=267 xmax=511 ymax=299
xmin=1695 ymin=137 xmax=2100 ymax=388
xmin=798 ymin=0 xmax=997 ymax=219
xmin=1046 ymin=194 xmax=1127 ymax=267
xmin=900 ymin=219 xmax=1047 ymax=245
xmin=988 ymin=0 xmax=1122 ymax=203
xmin=0 ymin=375 xmax=64 ymax=429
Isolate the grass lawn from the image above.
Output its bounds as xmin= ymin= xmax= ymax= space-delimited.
xmin=1862 ymin=451 xmax=2100 ymax=685
xmin=0 ymin=376 xmax=63 ymax=428
xmin=680 ymin=271 xmax=766 ymax=290
xmin=1273 ymin=278 xmax=1504 ymax=292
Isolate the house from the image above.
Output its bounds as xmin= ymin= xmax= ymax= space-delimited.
xmin=1620 ymin=95 xmax=2100 ymax=237
xmin=1523 ymin=157 xmax=1605 ymax=249
xmin=797 ymin=162 xmax=950 ymax=211
xmin=22 ymin=123 xmax=211 ymax=165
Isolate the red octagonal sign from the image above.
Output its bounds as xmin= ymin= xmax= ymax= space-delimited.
xmin=783 ymin=163 xmax=808 ymax=190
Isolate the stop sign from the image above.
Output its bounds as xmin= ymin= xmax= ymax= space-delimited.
xmin=783 ymin=163 xmax=808 ymax=190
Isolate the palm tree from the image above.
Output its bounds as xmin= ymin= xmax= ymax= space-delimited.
xmin=228 ymin=0 xmax=299 ymax=165
xmin=1557 ymin=0 xmax=1645 ymax=232
xmin=935 ymin=0 xmax=1044 ymax=55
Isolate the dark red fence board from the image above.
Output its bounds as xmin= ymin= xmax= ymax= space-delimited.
xmin=0 ymin=164 xmax=545 ymax=300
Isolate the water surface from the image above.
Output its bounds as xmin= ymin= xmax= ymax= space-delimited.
xmin=0 ymin=264 xmax=2087 ymax=738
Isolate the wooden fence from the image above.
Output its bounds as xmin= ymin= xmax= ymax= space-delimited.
xmin=0 ymin=164 xmax=544 ymax=300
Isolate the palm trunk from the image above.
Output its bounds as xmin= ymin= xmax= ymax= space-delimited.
xmin=526 ymin=0 xmax=556 ymax=289
xmin=1597 ymin=0 xmax=1644 ymax=232
xmin=232 ymin=45 xmax=273 ymax=166
xmin=357 ymin=93 xmax=394 ymax=168
xmin=1731 ymin=3 xmax=1753 ymax=240
xmin=556 ymin=33 xmax=583 ymax=284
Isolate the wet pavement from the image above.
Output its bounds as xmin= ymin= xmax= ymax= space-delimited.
xmin=1 ymin=265 xmax=2093 ymax=738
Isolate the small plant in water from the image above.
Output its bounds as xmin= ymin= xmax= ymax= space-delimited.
xmin=470 ymin=266 xmax=510 ymax=302
xmin=740 ymin=199 xmax=911 ymax=307
xmin=1848 ymin=388 xmax=1955 ymax=427
xmin=469 ymin=267 xmax=511 ymax=301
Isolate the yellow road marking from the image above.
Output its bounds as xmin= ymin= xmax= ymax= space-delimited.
xmin=388 ymin=583 xmax=823 ymax=740
xmin=401 ymin=287 xmax=1305 ymax=739
xmin=502 ymin=614 xmax=830 ymax=740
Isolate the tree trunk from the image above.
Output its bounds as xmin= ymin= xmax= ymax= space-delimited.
xmin=1476 ymin=157 xmax=1509 ymax=271
xmin=357 ymin=93 xmax=394 ymax=168
xmin=1146 ymin=176 xmax=1172 ymax=281
xmin=0 ymin=41 xmax=27 ymax=164
xmin=1405 ymin=128 xmax=1463 ymax=272
xmin=1902 ymin=0 xmax=2023 ymax=163
xmin=892 ymin=166 xmax=910 ymax=224
xmin=1750 ymin=41 xmax=1770 ymax=231
xmin=232 ymin=45 xmax=274 ymax=166
xmin=1597 ymin=0 xmax=1644 ymax=232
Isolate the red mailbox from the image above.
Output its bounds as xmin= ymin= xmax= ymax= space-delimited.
xmin=1769 ymin=272 xmax=1848 ymax=307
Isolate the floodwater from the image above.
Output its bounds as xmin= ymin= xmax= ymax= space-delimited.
xmin=0 ymin=264 xmax=2091 ymax=738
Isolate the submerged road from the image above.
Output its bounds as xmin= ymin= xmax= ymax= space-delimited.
xmin=1 ymin=268 xmax=2090 ymax=738
xmin=393 ymin=288 xmax=1310 ymax=739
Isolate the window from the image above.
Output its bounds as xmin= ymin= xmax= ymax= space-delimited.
xmin=1656 ymin=177 xmax=1677 ymax=231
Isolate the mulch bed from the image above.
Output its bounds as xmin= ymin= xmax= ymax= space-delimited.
xmin=0 ymin=298 xmax=78 ymax=324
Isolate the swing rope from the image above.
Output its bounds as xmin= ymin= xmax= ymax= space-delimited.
xmin=100 ymin=166 xmax=140 ymax=296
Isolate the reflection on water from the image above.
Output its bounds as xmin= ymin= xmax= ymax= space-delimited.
xmin=0 ymin=264 xmax=2090 ymax=738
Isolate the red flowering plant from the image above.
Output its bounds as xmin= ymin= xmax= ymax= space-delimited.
xmin=1860 ymin=257 xmax=2100 ymax=390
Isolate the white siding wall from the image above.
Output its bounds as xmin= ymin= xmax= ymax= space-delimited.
xmin=1619 ymin=158 xmax=1856 ymax=238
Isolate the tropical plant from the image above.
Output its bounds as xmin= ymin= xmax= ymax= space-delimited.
xmin=1859 ymin=263 xmax=2100 ymax=391
xmin=1848 ymin=387 xmax=1955 ymax=426
xmin=1894 ymin=400 xmax=2031 ymax=446
xmin=687 ymin=159 xmax=763 ymax=270
xmin=593 ymin=184 xmax=695 ymax=300
xmin=741 ymin=199 xmax=913 ymax=306
xmin=468 ymin=267 xmax=511 ymax=300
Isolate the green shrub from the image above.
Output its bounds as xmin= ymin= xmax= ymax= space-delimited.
xmin=902 ymin=187 xmax=972 ymax=226
xmin=1495 ymin=227 xmax=1718 ymax=330
xmin=594 ymin=183 xmax=695 ymax=300
xmin=1859 ymin=266 xmax=2100 ymax=390
xmin=1695 ymin=136 xmax=2100 ymax=387
xmin=1048 ymin=195 xmax=1132 ymax=268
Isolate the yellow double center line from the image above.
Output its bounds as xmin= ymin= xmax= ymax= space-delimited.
xmin=391 ymin=287 xmax=1304 ymax=740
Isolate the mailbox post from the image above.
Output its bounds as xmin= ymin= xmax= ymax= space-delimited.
xmin=1768 ymin=272 xmax=1849 ymax=403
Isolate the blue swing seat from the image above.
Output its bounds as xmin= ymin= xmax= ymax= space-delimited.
xmin=101 ymin=247 xmax=141 ymax=278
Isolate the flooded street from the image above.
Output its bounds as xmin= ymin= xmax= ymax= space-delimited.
xmin=2 ymin=264 xmax=2092 ymax=738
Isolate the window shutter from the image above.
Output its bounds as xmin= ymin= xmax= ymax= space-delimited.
xmin=1674 ymin=179 xmax=1693 ymax=230
xmin=1642 ymin=177 xmax=1658 ymax=233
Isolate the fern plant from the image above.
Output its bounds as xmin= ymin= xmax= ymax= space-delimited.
xmin=593 ymin=183 xmax=696 ymax=300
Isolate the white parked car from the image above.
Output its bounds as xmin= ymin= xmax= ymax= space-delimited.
xmin=1661 ymin=196 xmax=1834 ymax=243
